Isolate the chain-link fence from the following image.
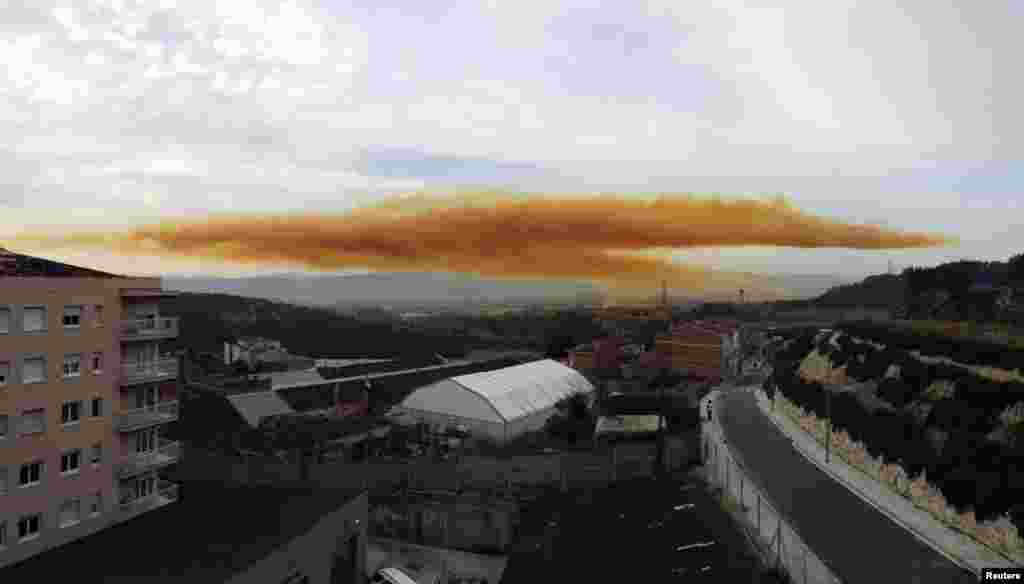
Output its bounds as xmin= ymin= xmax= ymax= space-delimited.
xmin=704 ymin=411 xmax=845 ymax=584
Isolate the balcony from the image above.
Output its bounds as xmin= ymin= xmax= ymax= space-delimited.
xmin=117 ymin=440 xmax=180 ymax=479
xmin=119 ymin=481 xmax=179 ymax=516
xmin=120 ymin=317 xmax=179 ymax=341
xmin=121 ymin=358 xmax=178 ymax=385
xmin=116 ymin=401 xmax=179 ymax=432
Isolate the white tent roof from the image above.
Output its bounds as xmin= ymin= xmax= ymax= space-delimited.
xmin=401 ymin=359 xmax=594 ymax=423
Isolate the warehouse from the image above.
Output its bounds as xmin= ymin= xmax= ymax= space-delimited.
xmin=396 ymin=359 xmax=595 ymax=443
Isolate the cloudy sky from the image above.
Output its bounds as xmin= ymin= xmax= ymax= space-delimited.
xmin=1 ymin=0 xmax=1020 ymax=279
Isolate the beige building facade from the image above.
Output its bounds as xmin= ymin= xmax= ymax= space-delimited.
xmin=1 ymin=257 xmax=180 ymax=568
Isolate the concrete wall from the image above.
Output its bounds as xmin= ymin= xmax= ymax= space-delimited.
xmin=226 ymin=492 xmax=368 ymax=584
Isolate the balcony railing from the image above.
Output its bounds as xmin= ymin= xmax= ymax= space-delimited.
xmin=120 ymin=358 xmax=178 ymax=385
xmin=117 ymin=440 xmax=180 ymax=479
xmin=120 ymin=317 xmax=179 ymax=340
xmin=116 ymin=400 xmax=178 ymax=432
xmin=119 ymin=482 xmax=178 ymax=516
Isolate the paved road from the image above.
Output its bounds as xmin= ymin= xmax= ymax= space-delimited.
xmin=718 ymin=389 xmax=975 ymax=584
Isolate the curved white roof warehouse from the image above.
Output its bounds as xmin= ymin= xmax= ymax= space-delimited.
xmin=398 ymin=359 xmax=595 ymax=442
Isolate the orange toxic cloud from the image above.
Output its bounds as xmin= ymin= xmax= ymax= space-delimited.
xmin=8 ymin=192 xmax=956 ymax=299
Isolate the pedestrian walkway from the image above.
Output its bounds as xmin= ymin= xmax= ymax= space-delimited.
xmin=752 ymin=386 xmax=1021 ymax=575
xmin=713 ymin=387 xmax=974 ymax=583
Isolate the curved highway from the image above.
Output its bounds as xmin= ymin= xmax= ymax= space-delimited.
xmin=718 ymin=388 xmax=975 ymax=584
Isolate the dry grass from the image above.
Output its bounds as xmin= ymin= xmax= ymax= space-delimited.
xmin=771 ymin=393 xmax=1024 ymax=562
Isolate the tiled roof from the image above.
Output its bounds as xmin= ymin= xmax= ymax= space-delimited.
xmin=0 ymin=248 xmax=123 ymax=278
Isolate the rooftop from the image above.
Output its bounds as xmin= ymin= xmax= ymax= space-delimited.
xmin=0 ymin=248 xmax=124 ymax=278
xmin=226 ymin=390 xmax=296 ymax=427
xmin=0 ymin=482 xmax=364 ymax=584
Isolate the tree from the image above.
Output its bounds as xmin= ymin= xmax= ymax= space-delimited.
xmin=1009 ymin=252 xmax=1024 ymax=284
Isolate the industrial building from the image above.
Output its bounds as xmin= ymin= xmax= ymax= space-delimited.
xmin=396 ymin=359 xmax=595 ymax=443
xmin=0 ymin=248 xmax=180 ymax=569
xmin=653 ymin=320 xmax=741 ymax=382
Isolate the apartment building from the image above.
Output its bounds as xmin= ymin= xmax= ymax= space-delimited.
xmin=0 ymin=248 xmax=180 ymax=568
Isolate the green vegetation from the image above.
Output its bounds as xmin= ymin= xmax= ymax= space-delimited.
xmin=771 ymin=328 xmax=1024 ymax=545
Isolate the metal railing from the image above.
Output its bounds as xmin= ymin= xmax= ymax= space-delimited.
xmin=116 ymin=400 xmax=179 ymax=431
xmin=120 ymin=317 xmax=179 ymax=339
xmin=157 ymin=480 xmax=179 ymax=503
xmin=120 ymin=358 xmax=178 ymax=384
xmin=704 ymin=399 xmax=844 ymax=584
xmin=117 ymin=440 xmax=180 ymax=478
xmin=119 ymin=484 xmax=178 ymax=515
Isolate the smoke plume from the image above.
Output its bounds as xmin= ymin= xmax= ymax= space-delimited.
xmin=8 ymin=192 xmax=956 ymax=300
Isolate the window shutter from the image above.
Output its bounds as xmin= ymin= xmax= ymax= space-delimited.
xmin=22 ymin=358 xmax=44 ymax=383
xmin=23 ymin=308 xmax=45 ymax=332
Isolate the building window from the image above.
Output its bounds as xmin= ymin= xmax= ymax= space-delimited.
xmin=89 ymin=492 xmax=102 ymax=516
xmin=59 ymin=499 xmax=81 ymax=527
xmin=0 ymin=468 xmax=7 ymax=495
xmin=0 ymin=414 xmax=7 ymax=439
xmin=61 ymin=401 xmax=81 ymax=425
xmin=17 ymin=514 xmax=41 ymax=541
xmin=22 ymin=307 xmax=46 ymax=332
xmin=19 ymin=461 xmax=43 ymax=487
xmin=90 ymin=397 xmax=104 ymax=417
xmin=22 ymin=357 xmax=46 ymax=384
xmin=19 ymin=409 xmax=45 ymax=435
xmin=0 ymin=521 xmax=6 ymax=548
xmin=63 ymin=354 xmax=82 ymax=378
xmin=0 ymin=361 xmax=9 ymax=386
xmin=0 ymin=307 xmax=10 ymax=334
xmin=63 ymin=306 xmax=82 ymax=328
xmin=60 ymin=450 xmax=81 ymax=475
xmin=91 ymin=443 xmax=102 ymax=465
xmin=92 ymin=352 xmax=103 ymax=373
xmin=94 ymin=305 xmax=104 ymax=326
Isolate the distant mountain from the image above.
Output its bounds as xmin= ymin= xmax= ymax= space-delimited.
xmin=165 ymin=271 xmax=853 ymax=308
xmin=158 ymin=292 xmax=519 ymax=359
xmin=165 ymin=272 xmax=604 ymax=308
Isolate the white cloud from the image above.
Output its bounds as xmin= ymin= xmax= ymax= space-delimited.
xmin=0 ymin=0 xmax=1019 ymax=279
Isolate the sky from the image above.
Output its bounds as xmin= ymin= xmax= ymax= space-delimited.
xmin=0 ymin=0 xmax=1021 ymax=282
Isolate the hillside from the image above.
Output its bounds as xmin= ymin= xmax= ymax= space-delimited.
xmin=165 ymin=272 xmax=603 ymax=308
xmin=766 ymin=323 xmax=1024 ymax=554
xmin=158 ymin=292 xmax=524 ymax=359
xmin=763 ymin=252 xmax=1024 ymax=322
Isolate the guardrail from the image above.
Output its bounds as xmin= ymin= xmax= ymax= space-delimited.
xmin=116 ymin=400 xmax=179 ymax=432
xmin=120 ymin=317 xmax=179 ymax=339
xmin=120 ymin=358 xmax=178 ymax=384
xmin=704 ymin=393 xmax=844 ymax=584
xmin=117 ymin=440 xmax=180 ymax=478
